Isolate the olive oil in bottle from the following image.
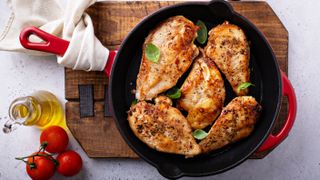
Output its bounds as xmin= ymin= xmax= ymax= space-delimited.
xmin=3 ymin=91 xmax=66 ymax=133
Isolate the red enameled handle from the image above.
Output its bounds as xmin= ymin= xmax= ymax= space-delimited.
xmin=257 ymin=71 xmax=297 ymax=152
xmin=20 ymin=26 xmax=117 ymax=77
xmin=19 ymin=26 xmax=69 ymax=56
xmin=104 ymin=50 xmax=118 ymax=78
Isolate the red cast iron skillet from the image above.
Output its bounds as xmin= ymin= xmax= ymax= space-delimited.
xmin=19 ymin=0 xmax=297 ymax=178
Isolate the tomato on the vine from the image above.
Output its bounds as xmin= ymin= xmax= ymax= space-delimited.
xmin=40 ymin=126 xmax=69 ymax=153
xmin=25 ymin=152 xmax=56 ymax=180
xmin=57 ymin=150 xmax=82 ymax=177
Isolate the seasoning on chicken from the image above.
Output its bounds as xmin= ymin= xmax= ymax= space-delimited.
xmin=136 ymin=16 xmax=199 ymax=100
xmin=128 ymin=96 xmax=201 ymax=158
xmin=177 ymin=50 xmax=225 ymax=129
xmin=199 ymin=96 xmax=261 ymax=153
xmin=205 ymin=21 xmax=250 ymax=96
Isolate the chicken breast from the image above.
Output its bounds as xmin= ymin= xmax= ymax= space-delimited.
xmin=177 ymin=50 xmax=225 ymax=129
xmin=128 ymin=96 xmax=201 ymax=158
xmin=136 ymin=16 xmax=199 ymax=100
xmin=199 ymin=96 xmax=262 ymax=153
xmin=205 ymin=21 xmax=250 ymax=96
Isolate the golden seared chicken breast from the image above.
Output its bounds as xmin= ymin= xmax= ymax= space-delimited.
xmin=136 ymin=16 xmax=199 ymax=100
xmin=128 ymin=96 xmax=201 ymax=158
xmin=205 ymin=21 xmax=250 ymax=96
xmin=177 ymin=50 xmax=225 ymax=129
xmin=199 ymin=96 xmax=261 ymax=153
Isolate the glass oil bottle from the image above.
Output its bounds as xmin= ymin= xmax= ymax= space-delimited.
xmin=3 ymin=90 xmax=66 ymax=133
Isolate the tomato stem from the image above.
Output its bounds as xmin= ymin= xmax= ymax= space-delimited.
xmin=35 ymin=153 xmax=59 ymax=167
xmin=28 ymin=162 xmax=36 ymax=169
xmin=15 ymin=156 xmax=37 ymax=169
xmin=15 ymin=156 xmax=31 ymax=160
xmin=39 ymin=141 xmax=48 ymax=152
xmin=15 ymin=142 xmax=59 ymax=168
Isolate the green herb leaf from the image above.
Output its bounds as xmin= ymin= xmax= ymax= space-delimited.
xmin=196 ymin=20 xmax=208 ymax=44
xmin=166 ymin=87 xmax=181 ymax=99
xmin=131 ymin=99 xmax=138 ymax=105
xmin=192 ymin=129 xmax=208 ymax=140
xmin=145 ymin=43 xmax=160 ymax=63
xmin=237 ymin=82 xmax=255 ymax=92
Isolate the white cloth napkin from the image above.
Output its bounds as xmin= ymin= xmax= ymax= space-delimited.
xmin=0 ymin=0 xmax=109 ymax=71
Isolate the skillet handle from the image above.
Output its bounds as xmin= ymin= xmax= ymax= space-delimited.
xmin=19 ymin=26 xmax=69 ymax=56
xmin=104 ymin=50 xmax=118 ymax=78
xmin=157 ymin=163 xmax=183 ymax=179
xmin=208 ymin=0 xmax=233 ymax=18
xmin=257 ymin=71 xmax=297 ymax=152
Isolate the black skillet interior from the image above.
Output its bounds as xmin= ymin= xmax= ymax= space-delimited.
xmin=110 ymin=0 xmax=282 ymax=178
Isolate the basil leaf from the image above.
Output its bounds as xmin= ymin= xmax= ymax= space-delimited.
xmin=131 ymin=99 xmax=138 ymax=105
xmin=166 ymin=87 xmax=181 ymax=99
xmin=196 ymin=20 xmax=208 ymax=44
xmin=237 ymin=82 xmax=255 ymax=92
xmin=192 ymin=129 xmax=208 ymax=140
xmin=145 ymin=43 xmax=160 ymax=63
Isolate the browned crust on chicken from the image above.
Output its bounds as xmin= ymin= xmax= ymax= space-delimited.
xmin=128 ymin=96 xmax=201 ymax=158
xmin=177 ymin=50 xmax=225 ymax=129
xmin=205 ymin=21 xmax=250 ymax=96
xmin=199 ymin=96 xmax=262 ymax=153
xmin=136 ymin=16 xmax=199 ymax=100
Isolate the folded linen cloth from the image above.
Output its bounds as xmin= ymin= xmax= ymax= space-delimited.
xmin=0 ymin=0 xmax=109 ymax=71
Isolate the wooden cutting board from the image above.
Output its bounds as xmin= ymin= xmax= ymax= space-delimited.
xmin=65 ymin=1 xmax=288 ymax=158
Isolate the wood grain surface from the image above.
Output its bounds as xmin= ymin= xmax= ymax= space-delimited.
xmin=65 ymin=1 xmax=288 ymax=158
xmin=66 ymin=102 xmax=136 ymax=157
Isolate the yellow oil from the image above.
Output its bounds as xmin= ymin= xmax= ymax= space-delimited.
xmin=10 ymin=91 xmax=66 ymax=130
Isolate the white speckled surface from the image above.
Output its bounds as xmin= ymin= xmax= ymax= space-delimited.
xmin=0 ymin=0 xmax=319 ymax=179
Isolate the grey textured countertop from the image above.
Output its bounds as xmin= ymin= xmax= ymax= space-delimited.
xmin=0 ymin=0 xmax=318 ymax=179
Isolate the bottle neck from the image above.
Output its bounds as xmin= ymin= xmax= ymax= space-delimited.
xmin=8 ymin=96 xmax=36 ymax=125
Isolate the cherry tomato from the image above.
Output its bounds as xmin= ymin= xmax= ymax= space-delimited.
xmin=56 ymin=150 xmax=82 ymax=177
xmin=26 ymin=152 xmax=56 ymax=180
xmin=40 ymin=126 xmax=69 ymax=153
